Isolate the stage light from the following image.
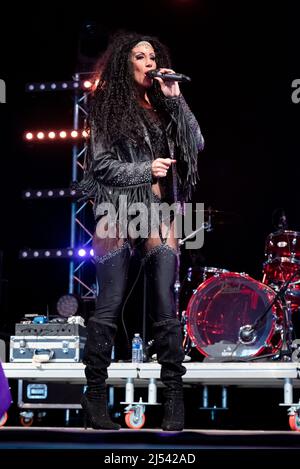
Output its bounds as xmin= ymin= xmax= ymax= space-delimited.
xmin=56 ymin=294 xmax=79 ymax=318
xmin=25 ymin=77 xmax=99 ymax=93
xmin=83 ymin=80 xmax=92 ymax=89
xmin=23 ymin=129 xmax=89 ymax=141
xmin=19 ymin=247 xmax=95 ymax=260
xmin=22 ymin=187 xmax=82 ymax=200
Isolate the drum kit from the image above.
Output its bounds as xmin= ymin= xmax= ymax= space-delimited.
xmin=179 ymin=211 xmax=300 ymax=362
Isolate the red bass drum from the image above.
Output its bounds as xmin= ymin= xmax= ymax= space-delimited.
xmin=186 ymin=272 xmax=283 ymax=360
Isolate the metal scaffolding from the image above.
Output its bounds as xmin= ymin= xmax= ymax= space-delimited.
xmin=69 ymin=73 xmax=95 ymax=299
xmin=23 ymin=74 xmax=96 ymax=302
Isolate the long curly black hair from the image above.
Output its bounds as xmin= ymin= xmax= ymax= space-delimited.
xmin=90 ymin=30 xmax=173 ymax=145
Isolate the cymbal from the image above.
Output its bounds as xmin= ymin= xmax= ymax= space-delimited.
xmin=193 ymin=209 xmax=233 ymax=214
xmin=193 ymin=209 xmax=239 ymax=217
xmin=191 ymin=208 xmax=240 ymax=224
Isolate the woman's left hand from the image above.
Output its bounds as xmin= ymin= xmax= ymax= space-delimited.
xmin=153 ymin=68 xmax=180 ymax=97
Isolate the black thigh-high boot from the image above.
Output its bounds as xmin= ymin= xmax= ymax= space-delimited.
xmin=153 ymin=318 xmax=186 ymax=431
xmin=81 ymin=244 xmax=131 ymax=430
xmin=145 ymin=245 xmax=186 ymax=431
xmin=81 ymin=318 xmax=120 ymax=430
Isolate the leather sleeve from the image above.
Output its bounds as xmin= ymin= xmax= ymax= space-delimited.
xmin=91 ymin=129 xmax=153 ymax=187
xmin=164 ymin=95 xmax=205 ymax=151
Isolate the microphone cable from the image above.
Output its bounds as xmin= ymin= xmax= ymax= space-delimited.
xmin=119 ymin=257 xmax=145 ymax=356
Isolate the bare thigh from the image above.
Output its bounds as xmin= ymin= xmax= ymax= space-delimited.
xmin=143 ymin=219 xmax=178 ymax=254
xmin=93 ymin=215 xmax=127 ymax=258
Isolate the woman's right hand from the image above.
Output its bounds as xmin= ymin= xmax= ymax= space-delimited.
xmin=151 ymin=158 xmax=176 ymax=178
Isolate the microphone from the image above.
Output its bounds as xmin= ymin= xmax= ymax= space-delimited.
xmin=146 ymin=70 xmax=191 ymax=83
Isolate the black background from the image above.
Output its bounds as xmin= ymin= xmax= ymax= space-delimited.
xmin=0 ymin=0 xmax=299 ymax=429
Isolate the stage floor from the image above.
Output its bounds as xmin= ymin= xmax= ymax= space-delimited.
xmin=2 ymin=361 xmax=300 ymax=435
xmin=1 ymin=426 xmax=300 ymax=465
xmin=3 ymin=361 xmax=300 ymax=384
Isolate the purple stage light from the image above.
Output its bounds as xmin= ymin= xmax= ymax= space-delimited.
xmin=78 ymin=248 xmax=87 ymax=257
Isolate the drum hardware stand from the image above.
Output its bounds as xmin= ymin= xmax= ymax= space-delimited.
xmin=278 ymin=298 xmax=294 ymax=362
xmin=170 ymin=154 xmax=211 ymax=338
xmin=268 ymin=272 xmax=300 ymax=361
xmin=171 ymin=149 xmax=211 ymax=318
xmin=174 ymin=206 xmax=212 ymax=352
xmin=176 ymin=221 xmax=211 ymax=320
xmin=178 ymin=220 xmax=211 ymax=247
xmin=180 ymin=310 xmax=195 ymax=354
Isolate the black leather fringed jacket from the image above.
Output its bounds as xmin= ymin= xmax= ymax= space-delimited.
xmin=78 ymin=95 xmax=204 ymax=220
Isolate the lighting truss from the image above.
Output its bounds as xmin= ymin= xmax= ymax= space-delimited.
xmin=69 ymin=73 xmax=95 ymax=299
xmin=22 ymin=72 xmax=96 ymax=300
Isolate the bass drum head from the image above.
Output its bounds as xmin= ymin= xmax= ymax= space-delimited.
xmin=186 ymin=272 xmax=283 ymax=360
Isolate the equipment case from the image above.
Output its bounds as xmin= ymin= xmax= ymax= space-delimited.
xmin=9 ymin=335 xmax=86 ymax=362
xmin=10 ymin=321 xmax=87 ymax=363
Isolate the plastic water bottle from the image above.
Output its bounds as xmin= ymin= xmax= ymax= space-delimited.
xmin=132 ymin=333 xmax=143 ymax=363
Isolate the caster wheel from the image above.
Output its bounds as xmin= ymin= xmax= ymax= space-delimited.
xmin=0 ymin=412 xmax=8 ymax=427
xmin=125 ymin=410 xmax=146 ymax=429
xmin=20 ymin=416 xmax=34 ymax=427
xmin=289 ymin=413 xmax=300 ymax=431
